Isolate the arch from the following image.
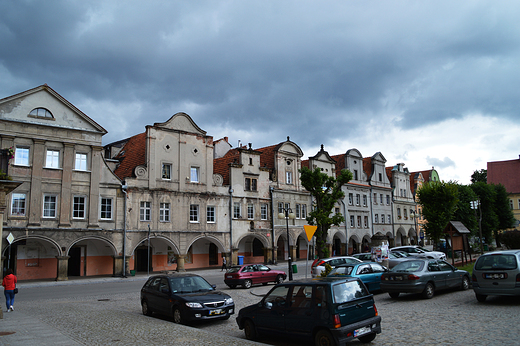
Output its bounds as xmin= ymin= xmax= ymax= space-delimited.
xmin=330 ymin=229 xmax=346 ymax=243
xmin=66 ymin=236 xmax=118 ymax=277
xmin=185 ymin=234 xmax=225 ymax=254
xmin=234 ymin=233 xmax=269 ymax=249
xmin=130 ymin=235 xmax=181 ymax=273
xmin=236 ymin=234 xmax=269 ymax=264
xmin=66 ymin=236 xmax=117 ymax=255
xmin=2 ymin=235 xmax=62 ymax=281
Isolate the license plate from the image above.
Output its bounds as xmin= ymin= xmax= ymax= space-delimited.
xmin=484 ymin=273 xmax=507 ymax=279
xmin=226 ymin=276 xmax=233 ymax=279
xmin=354 ymin=326 xmax=371 ymax=337
xmin=390 ymin=275 xmax=402 ymax=281
xmin=209 ymin=309 xmax=223 ymax=316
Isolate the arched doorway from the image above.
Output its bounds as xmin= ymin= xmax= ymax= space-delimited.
xmin=277 ymin=237 xmax=285 ymax=261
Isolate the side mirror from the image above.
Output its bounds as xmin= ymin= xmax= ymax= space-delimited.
xmin=265 ymin=302 xmax=273 ymax=309
xmin=211 ymin=284 xmax=216 ymax=289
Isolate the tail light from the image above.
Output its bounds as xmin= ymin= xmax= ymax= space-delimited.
xmin=472 ymin=274 xmax=477 ymax=282
xmin=516 ymin=274 xmax=520 ymax=283
xmin=333 ymin=314 xmax=341 ymax=328
xmin=408 ymin=274 xmax=420 ymax=280
xmin=373 ymin=304 xmax=378 ymax=316
xmin=313 ymin=260 xmax=325 ymax=268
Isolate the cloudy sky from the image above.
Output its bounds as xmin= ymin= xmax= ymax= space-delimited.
xmin=2 ymin=1 xmax=519 ymax=184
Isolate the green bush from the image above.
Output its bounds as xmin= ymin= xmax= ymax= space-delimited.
xmin=319 ymin=263 xmax=333 ymax=277
xmin=500 ymin=230 xmax=520 ymax=249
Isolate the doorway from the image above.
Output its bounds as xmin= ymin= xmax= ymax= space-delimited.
xmin=209 ymin=243 xmax=218 ymax=265
xmin=135 ymin=246 xmax=152 ymax=272
xmin=68 ymin=246 xmax=82 ymax=276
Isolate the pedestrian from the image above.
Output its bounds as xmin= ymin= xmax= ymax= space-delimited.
xmin=2 ymin=269 xmax=17 ymax=312
xmin=221 ymin=256 xmax=227 ymax=271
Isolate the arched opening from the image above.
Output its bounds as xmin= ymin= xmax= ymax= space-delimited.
xmin=183 ymin=237 xmax=225 ymax=270
xmin=68 ymin=238 xmax=116 ymax=277
xmin=277 ymin=237 xmax=286 ymax=261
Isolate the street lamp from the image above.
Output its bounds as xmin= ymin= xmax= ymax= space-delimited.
xmin=470 ymin=200 xmax=484 ymax=254
xmin=278 ymin=207 xmax=296 ymax=281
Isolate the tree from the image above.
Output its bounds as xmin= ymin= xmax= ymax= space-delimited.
xmin=453 ymin=184 xmax=478 ymax=236
xmin=416 ymin=181 xmax=459 ymax=248
xmin=470 ymin=182 xmax=499 ymax=244
xmin=491 ymin=184 xmax=515 ymax=247
xmin=471 ymin=169 xmax=487 ymax=184
xmin=300 ymin=166 xmax=352 ymax=259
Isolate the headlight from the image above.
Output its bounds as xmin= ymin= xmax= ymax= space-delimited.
xmin=185 ymin=302 xmax=203 ymax=308
xmin=225 ymin=297 xmax=234 ymax=305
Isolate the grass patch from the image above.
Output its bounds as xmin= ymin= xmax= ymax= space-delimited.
xmin=457 ymin=262 xmax=475 ymax=274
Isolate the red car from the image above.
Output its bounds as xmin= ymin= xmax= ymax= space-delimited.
xmin=224 ymin=264 xmax=286 ymax=289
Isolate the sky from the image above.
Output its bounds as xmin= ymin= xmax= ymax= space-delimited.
xmin=2 ymin=1 xmax=520 ymax=185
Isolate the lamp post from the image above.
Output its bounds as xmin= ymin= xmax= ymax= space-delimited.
xmin=470 ymin=200 xmax=484 ymax=254
xmin=278 ymin=206 xmax=296 ymax=281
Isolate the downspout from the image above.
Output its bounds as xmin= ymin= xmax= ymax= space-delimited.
xmin=270 ymin=187 xmax=275 ymax=264
xmin=370 ymin=186 xmax=374 ymax=236
xmin=229 ymin=186 xmax=234 ymax=265
xmin=121 ymin=182 xmax=128 ymax=278
xmin=391 ymin=189 xmax=395 ymax=246
xmin=341 ymin=199 xmax=348 ymax=255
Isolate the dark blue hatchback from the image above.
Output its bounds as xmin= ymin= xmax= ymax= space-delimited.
xmin=236 ymin=277 xmax=381 ymax=346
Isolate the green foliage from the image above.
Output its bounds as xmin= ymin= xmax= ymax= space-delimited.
xmin=493 ymin=184 xmax=516 ymax=230
xmin=319 ymin=263 xmax=333 ymax=277
xmin=300 ymin=166 xmax=352 ymax=259
xmin=453 ymin=184 xmax=478 ymax=236
xmin=416 ymin=181 xmax=459 ymax=246
xmin=500 ymin=230 xmax=520 ymax=249
xmin=470 ymin=182 xmax=499 ymax=243
xmin=471 ymin=169 xmax=487 ymax=184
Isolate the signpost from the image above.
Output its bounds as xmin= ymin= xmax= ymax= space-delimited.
xmin=303 ymin=225 xmax=317 ymax=278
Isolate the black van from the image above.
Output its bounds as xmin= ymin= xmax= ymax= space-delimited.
xmin=236 ymin=277 xmax=381 ymax=346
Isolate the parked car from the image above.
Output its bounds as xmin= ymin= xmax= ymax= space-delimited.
xmin=328 ymin=262 xmax=388 ymax=292
xmin=380 ymin=259 xmax=470 ymax=299
xmin=236 ymin=277 xmax=382 ymax=345
xmin=390 ymin=245 xmax=446 ymax=260
xmin=311 ymin=256 xmax=363 ymax=277
xmin=352 ymin=252 xmax=414 ymax=269
xmin=140 ymin=274 xmax=234 ymax=324
xmin=471 ymin=250 xmax=520 ymax=302
xmin=224 ymin=264 xmax=286 ymax=289
xmin=351 ymin=253 xmax=373 ymax=262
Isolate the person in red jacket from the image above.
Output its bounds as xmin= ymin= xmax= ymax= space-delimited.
xmin=2 ymin=269 xmax=17 ymax=312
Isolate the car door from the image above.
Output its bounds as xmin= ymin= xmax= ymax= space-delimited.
xmin=284 ymin=285 xmax=315 ymax=337
xmin=355 ymin=264 xmax=374 ymax=291
xmin=257 ymin=264 xmax=273 ymax=283
xmin=253 ymin=285 xmax=289 ymax=335
xmin=427 ymin=260 xmax=447 ymax=289
xmin=438 ymin=261 xmax=460 ymax=288
xmin=241 ymin=265 xmax=256 ymax=283
xmin=369 ymin=263 xmax=387 ymax=291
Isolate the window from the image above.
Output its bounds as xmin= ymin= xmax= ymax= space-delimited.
xmin=380 ymin=194 xmax=383 ymax=204
xmin=375 ymin=214 xmax=379 ymax=223
xmin=379 ymin=173 xmax=382 ymax=181
xmin=517 ymin=199 xmax=520 ymax=209
xmin=207 ymin=206 xmax=215 ymax=223
xmin=301 ymin=204 xmax=307 ymax=219
xmin=45 ymin=149 xmax=60 ymax=168
xmin=73 ymin=196 xmax=86 ymax=219
xmin=75 ymin=153 xmax=87 ymax=171
xmin=386 ymin=195 xmax=390 ymax=205
xmin=162 ymin=164 xmax=171 ymax=180
xmin=404 ymin=209 xmax=408 ymax=219
xmin=356 ymin=194 xmax=360 ymax=206
xmin=335 ymin=207 xmax=340 ymax=215
xmin=43 ymin=195 xmax=57 ymax=218
xmin=245 ymin=177 xmax=257 ymax=191
xmin=233 ymin=202 xmax=241 ymax=219
xmin=247 ymin=203 xmax=254 ymax=219
xmin=100 ymin=198 xmax=112 ymax=220
xmin=381 ymin=214 xmax=385 ymax=224
xmin=350 ymin=215 xmax=355 ymax=227
xmin=261 ymin=204 xmax=268 ymax=220
xmin=190 ymin=167 xmax=199 ymax=183
xmin=286 ymin=171 xmax=293 ymax=184
xmin=14 ymin=147 xmax=30 ymax=166
xmin=190 ymin=204 xmax=199 ymax=222
xmin=373 ymin=193 xmax=377 ymax=204
xmin=354 ymin=169 xmax=358 ymax=180
xmin=295 ymin=204 xmax=301 ymax=219
xmin=11 ymin=193 xmax=26 ymax=216
xmin=160 ymin=202 xmax=170 ymax=222
xmin=29 ymin=107 xmax=53 ymax=118
xmin=348 ymin=193 xmax=353 ymax=205
xmin=388 ymin=215 xmax=391 ymax=224
xmin=140 ymin=201 xmax=151 ymax=221
xmin=278 ymin=202 xmax=284 ymax=214
xmin=363 ymin=195 xmax=367 ymax=206
xmin=364 ymin=216 xmax=368 ymax=228
xmin=397 ymin=208 xmax=401 ymax=218
xmin=357 ymin=216 xmax=361 ymax=228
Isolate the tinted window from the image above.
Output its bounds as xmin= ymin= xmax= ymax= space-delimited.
xmin=356 ymin=264 xmax=372 ymax=275
xmin=264 ymin=286 xmax=290 ymax=307
xmin=333 ymin=281 xmax=369 ymax=304
xmin=370 ymin=263 xmax=386 ymax=273
xmin=475 ymin=254 xmax=518 ymax=270
xmin=330 ymin=266 xmax=354 ymax=275
xmin=258 ymin=265 xmax=270 ymax=271
xmin=290 ymin=285 xmax=313 ymax=308
xmin=227 ymin=266 xmax=241 ymax=273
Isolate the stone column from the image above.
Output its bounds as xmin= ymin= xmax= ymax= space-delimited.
xmin=176 ymin=255 xmax=186 ymax=272
xmin=56 ymin=256 xmax=70 ymax=281
xmin=113 ymin=255 xmax=123 ymax=277
xmin=231 ymin=248 xmax=239 ymax=266
xmin=264 ymin=247 xmax=273 ymax=264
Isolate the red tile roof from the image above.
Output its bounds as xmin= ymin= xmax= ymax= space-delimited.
xmin=330 ymin=154 xmax=346 ymax=176
xmin=488 ymin=158 xmax=520 ymax=193
xmin=363 ymin=157 xmax=372 ymax=179
xmin=213 ymin=148 xmax=241 ymax=185
xmin=113 ymin=132 xmax=146 ymax=180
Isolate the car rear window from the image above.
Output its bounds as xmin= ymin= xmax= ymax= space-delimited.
xmin=227 ymin=267 xmax=241 ymax=273
xmin=329 ymin=266 xmax=354 ymax=275
xmin=392 ymin=260 xmax=425 ymax=272
xmin=475 ymin=254 xmax=518 ymax=270
xmin=332 ymin=280 xmax=369 ymax=304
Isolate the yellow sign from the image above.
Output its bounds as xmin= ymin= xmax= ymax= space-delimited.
xmin=303 ymin=225 xmax=317 ymax=242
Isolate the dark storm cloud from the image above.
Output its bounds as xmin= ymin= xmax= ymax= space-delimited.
xmin=2 ymin=1 xmax=520 ymax=151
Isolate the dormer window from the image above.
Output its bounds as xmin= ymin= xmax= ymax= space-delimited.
xmin=29 ymin=108 xmax=54 ymax=119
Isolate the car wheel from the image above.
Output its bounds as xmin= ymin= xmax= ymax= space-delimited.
xmin=243 ymin=279 xmax=252 ymax=289
xmin=141 ymin=300 xmax=152 ymax=316
xmin=358 ymin=332 xmax=377 ymax=343
xmin=227 ymin=284 xmax=237 ymax=289
xmin=476 ymin=294 xmax=487 ymax=302
xmin=173 ymin=307 xmax=183 ymax=324
xmin=422 ymin=283 xmax=435 ymax=299
xmin=389 ymin=292 xmax=400 ymax=299
xmin=276 ymin=274 xmax=284 ymax=284
xmin=244 ymin=319 xmax=258 ymax=340
xmin=315 ymin=329 xmax=334 ymax=346
xmin=461 ymin=276 xmax=470 ymax=290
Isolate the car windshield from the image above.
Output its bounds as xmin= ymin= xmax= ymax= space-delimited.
xmin=329 ymin=266 xmax=354 ymax=276
xmin=417 ymin=246 xmax=431 ymax=252
xmin=475 ymin=254 xmax=518 ymax=271
xmin=391 ymin=260 xmax=425 ymax=272
xmin=332 ymin=281 xmax=369 ymax=304
xmin=226 ymin=266 xmax=241 ymax=273
xmin=169 ymin=276 xmax=214 ymax=293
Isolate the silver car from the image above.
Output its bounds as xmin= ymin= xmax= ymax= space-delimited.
xmin=472 ymin=250 xmax=520 ymax=302
xmin=390 ymin=246 xmax=446 ymax=260
xmin=310 ymin=256 xmax=362 ymax=277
